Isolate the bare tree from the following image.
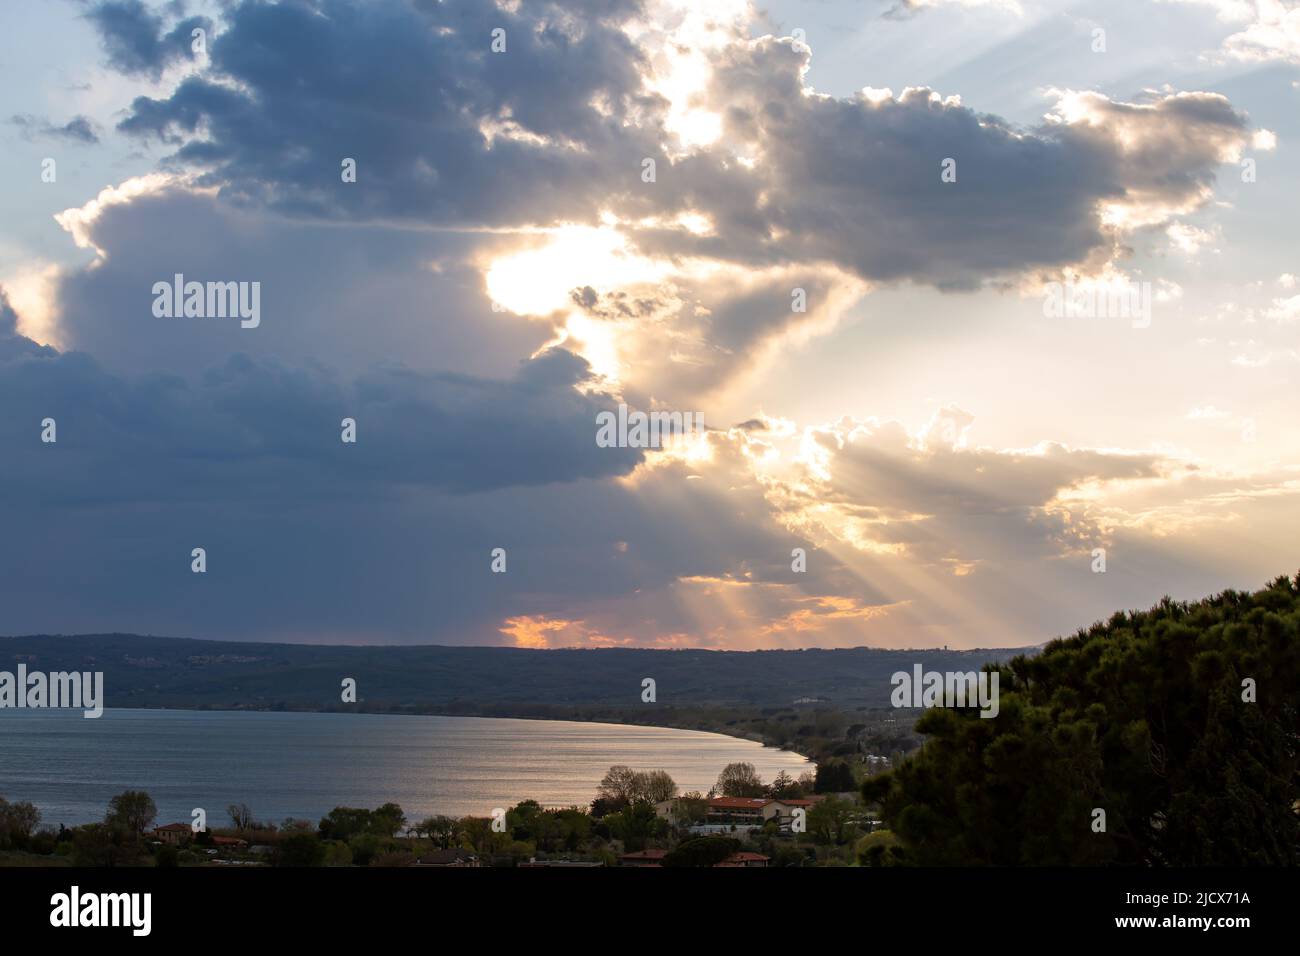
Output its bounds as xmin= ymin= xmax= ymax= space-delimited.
xmin=596 ymin=765 xmax=640 ymax=807
xmin=637 ymin=769 xmax=678 ymax=803
xmin=227 ymin=803 xmax=253 ymax=830
xmin=715 ymin=762 xmax=766 ymax=797
xmin=106 ymin=791 xmax=157 ymax=839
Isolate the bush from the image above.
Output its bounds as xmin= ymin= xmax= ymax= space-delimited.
xmin=274 ymin=832 xmax=325 ymax=867
xmin=347 ymin=833 xmax=381 ymax=867
xmin=661 ymin=837 xmax=741 ymax=867
xmin=156 ymin=845 xmax=180 ymax=868
xmin=323 ymin=841 xmax=353 ymax=867
xmin=27 ymin=828 xmax=58 ymax=855
xmin=855 ymin=830 xmax=904 ymax=867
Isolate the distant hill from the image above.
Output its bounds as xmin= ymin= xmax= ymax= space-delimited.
xmin=0 ymin=633 xmax=1028 ymax=713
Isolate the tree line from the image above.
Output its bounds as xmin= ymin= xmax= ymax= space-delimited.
xmin=862 ymin=573 xmax=1300 ymax=866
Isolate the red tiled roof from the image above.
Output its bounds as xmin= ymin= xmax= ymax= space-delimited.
xmin=714 ymin=852 xmax=769 ymax=866
xmin=620 ymin=849 xmax=669 ymax=860
xmin=154 ymin=823 xmax=190 ymax=832
xmin=707 ymin=797 xmax=767 ymax=810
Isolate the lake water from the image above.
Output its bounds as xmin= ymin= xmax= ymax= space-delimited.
xmin=0 ymin=708 xmax=809 ymax=827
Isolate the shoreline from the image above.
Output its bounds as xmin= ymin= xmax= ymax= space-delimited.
xmin=61 ymin=701 xmax=825 ymax=762
xmin=113 ymin=704 xmax=817 ymax=762
xmin=1 ymin=706 xmax=813 ymax=827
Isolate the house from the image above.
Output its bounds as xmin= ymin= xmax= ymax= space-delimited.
xmin=762 ymin=797 xmax=821 ymax=831
xmin=706 ymin=797 xmax=768 ymax=824
xmin=517 ymin=859 xmax=603 ymax=867
xmin=151 ymin=823 xmax=192 ymax=846
xmin=619 ymin=849 xmax=668 ymax=867
xmin=211 ymin=835 xmax=249 ymax=848
xmin=653 ymin=799 xmax=678 ymax=821
xmin=687 ymin=823 xmax=760 ymax=839
xmin=413 ymin=848 xmax=480 ymax=867
xmin=714 ymin=852 xmax=769 ymax=868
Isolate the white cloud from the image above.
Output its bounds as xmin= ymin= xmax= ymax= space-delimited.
xmin=1168 ymin=0 xmax=1300 ymax=64
xmin=1263 ymin=293 xmax=1300 ymax=322
xmin=1166 ymin=222 xmax=1217 ymax=256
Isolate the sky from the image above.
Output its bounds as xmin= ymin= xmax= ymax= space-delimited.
xmin=0 ymin=0 xmax=1296 ymax=650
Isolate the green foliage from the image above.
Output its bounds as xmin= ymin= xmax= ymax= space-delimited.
xmin=855 ymin=830 xmax=904 ymax=866
xmin=0 ymin=797 xmax=41 ymax=849
xmin=318 ymin=803 xmax=406 ymax=841
xmin=105 ymin=790 xmax=156 ymax=839
xmin=671 ymin=793 xmax=710 ymax=825
xmin=26 ymin=828 xmax=58 ymax=855
xmin=412 ymin=814 xmax=461 ymax=848
xmin=768 ymin=771 xmax=804 ymax=799
xmin=460 ymin=816 xmax=504 ymax=855
xmin=869 ymin=575 xmax=1300 ymax=865
xmin=662 ymin=836 xmax=741 ymax=867
xmin=155 ymin=844 xmax=180 ymax=868
xmin=770 ymin=844 xmax=810 ymax=868
xmin=371 ymin=802 xmax=406 ymax=837
xmin=72 ymin=823 xmax=145 ymax=867
xmin=807 ymin=795 xmax=859 ymax=845
xmin=323 ymin=841 xmax=353 ymax=866
xmin=504 ymin=802 xmax=593 ymax=852
xmin=813 ymin=760 xmax=855 ymax=793
xmin=347 ymin=833 xmax=382 ymax=866
xmin=275 ymin=832 xmax=325 ymax=867
xmin=604 ymin=800 xmax=665 ymax=852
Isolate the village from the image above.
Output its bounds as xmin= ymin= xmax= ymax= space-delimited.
xmin=1 ymin=759 xmax=889 ymax=868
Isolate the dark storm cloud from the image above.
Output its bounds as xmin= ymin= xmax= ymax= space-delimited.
xmin=51 ymin=185 xmax=552 ymax=379
xmin=101 ymin=2 xmax=1259 ymax=293
xmin=9 ymin=114 xmax=100 ymax=144
xmin=1 ymin=293 xmax=876 ymax=645
xmin=17 ymin=0 xmax=1273 ymax=649
xmin=111 ymin=0 xmax=667 ymax=226
xmin=84 ymin=0 xmax=212 ymax=80
xmin=665 ymin=37 xmax=1255 ymax=289
xmin=0 ymin=310 xmax=642 ymax=503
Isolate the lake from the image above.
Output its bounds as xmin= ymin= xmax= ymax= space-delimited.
xmin=0 ymin=708 xmax=810 ymax=826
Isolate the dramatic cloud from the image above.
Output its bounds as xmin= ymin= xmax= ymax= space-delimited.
xmin=0 ymin=323 xmax=643 ymax=502
xmin=760 ymin=412 xmax=1170 ymax=566
xmin=110 ymin=0 xmax=659 ymax=225
xmin=84 ymin=0 xmax=212 ymax=79
xmin=0 ymin=0 xmax=1291 ymax=649
xmin=101 ymin=0 xmax=1264 ymax=293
